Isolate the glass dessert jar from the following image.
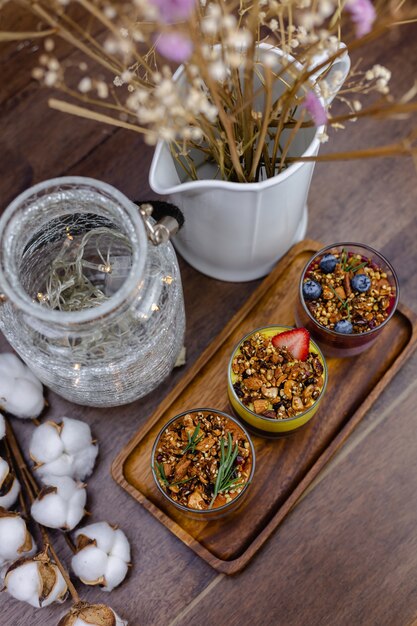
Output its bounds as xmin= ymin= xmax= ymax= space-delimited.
xmin=0 ymin=177 xmax=185 ymax=407
xmin=151 ymin=409 xmax=255 ymax=521
xmin=295 ymin=243 xmax=399 ymax=357
xmin=228 ymin=325 xmax=327 ymax=437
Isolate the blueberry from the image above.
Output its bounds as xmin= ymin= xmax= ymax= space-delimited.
xmin=334 ymin=320 xmax=353 ymax=334
xmin=302 ymin=279 xmax=322 ymax=301
xmin=319 ymin=253 xmax=338 ymax=274
xmin=351 ymin=274 xmax=371 ymax=293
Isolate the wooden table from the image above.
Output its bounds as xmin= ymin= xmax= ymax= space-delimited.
xmin=1 ymin=13 xmax=416 ymax=626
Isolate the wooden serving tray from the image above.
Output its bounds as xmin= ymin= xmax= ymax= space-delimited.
xmin=112 ymin=240 xmax=417 ymax=574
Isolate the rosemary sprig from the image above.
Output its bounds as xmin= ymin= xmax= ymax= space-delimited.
xmin=182 ymin=422 xmax=204 ymax=455
xmin=154 ymin=462 xmax=193 ymax=488
xmin=340 ymin=247 xmax=349 ymax=271
xmin=329 ymin=284 xmax=349 ymax=309
xmin=345 ymin=260 xmax=368 ymax=273
xmin=209 ymin=433 xmax=244 ymax=509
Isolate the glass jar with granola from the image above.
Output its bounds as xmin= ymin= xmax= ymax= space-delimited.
xmin=228 ymin=326 xmax=327 ymax=437
xmin=296 ymin=243 xmax=399 ymax=357
xmin=151 ymin=409 xmax=255 ymax=520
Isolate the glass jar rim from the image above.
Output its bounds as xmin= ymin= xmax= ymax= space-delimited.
xmin=0 ymin=176 xmax=148 ymax=325
xmin=298 ymin=242 xmax=400 ymax=338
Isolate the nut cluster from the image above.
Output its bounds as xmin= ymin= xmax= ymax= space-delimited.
xmin=305 ymin=251 xmax=394 ymax=333
xmin=154 ymin=412 xmax=252 ymax=510
xmin=231 ymin=333 xmax=324 ymax=419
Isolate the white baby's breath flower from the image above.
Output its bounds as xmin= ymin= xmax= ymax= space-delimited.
xmin=144 ymin=132 xmax=158 ymax=145
xmin=159 ymin=127 xmax=176 ymax=141
xmin=104 ymin=38 xmax=118 ymax=54
xmin=222 ymin=14 xmax=236 ymax=30
xmin=32 ymin=67 xmax=44 ymax=80
xmin=226 ymin=29 xmax=252 ymax=49
xmin=44 ymin=71 xmax=58 ymax=87
xmin=298 ymin=10 xmax=323 ymax=30
xmin=376 ymin=80 xmax=389 ymax=94
xmin=96 ymin=81 xmax=109 ymax=99
xmin=209 ymin=61 xmax=227 ymax=81
xmin=353 ymin=99 xmax=362 ymax=111
xmin=263 ymin=52 xmax=277 ymax=68
xmin=225 ymin=51 xmax=244 ymax=68
xmin=201 ymin=17 xmax=218 ymax=35
xmin=318 ymin=0 xmax=335 ymax=18
xmin=44 ymin=38 xmax=55 ymax=52
xmin=103 ymin=5 xmax=116 ymax=18
xmin=113 ymin=75 xmax=124 ymax=87
xmin=78 ymin=77 xmax=92 ymax=93
xmin=269 ymin=19 xmax=279 ymax=32
xmin=317 ymin=130 xmax=329 ymax=143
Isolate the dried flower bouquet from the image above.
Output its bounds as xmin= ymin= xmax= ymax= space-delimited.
xmin=1 ymin=0 xmax=417 ymax=182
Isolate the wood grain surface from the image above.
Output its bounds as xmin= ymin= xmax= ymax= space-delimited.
xmin=113 ymin=240 xmax=416 ymax=573
xmin=0 ymin=15 xmax=417 ymax=626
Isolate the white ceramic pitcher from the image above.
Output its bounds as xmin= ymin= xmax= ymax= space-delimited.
xmin=149 ymin=43 xmax=350 ymax=282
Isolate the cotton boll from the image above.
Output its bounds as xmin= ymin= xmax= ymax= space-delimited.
xmin=31 ymin=476 xmax=87 ymax=531
xmin=72 ymin=522 xmax=131 ymax=591
xmin=0 ymin=353 xmax=44 ymax=419
xmin=0 ymin=457 xmax=20 ymax=509
xmin=4 ymin=553 xmax=67 ymax=608
xmin=0 ymin=508 xmax=36 ymax=569
xmin=58 ymin=602 xmax=128 ymax=626
xmin=30 ymin=417 xmax=98 ymax=481
xmin=0 ymin=413 xmax=5 ymax=440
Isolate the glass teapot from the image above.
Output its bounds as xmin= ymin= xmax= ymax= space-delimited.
xmin=0 ymin=177 xmax=185 ymax=407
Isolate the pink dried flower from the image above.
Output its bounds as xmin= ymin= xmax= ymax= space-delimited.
xmin=302 ymin=91 xmax=328 ymax=126
xmin=155 ymin=32 xmax=193 ymax=62
xmin=150 ymin=0 xmax=195 ymax=23
xmin=345 ymin=0 xmax=376 ymax=38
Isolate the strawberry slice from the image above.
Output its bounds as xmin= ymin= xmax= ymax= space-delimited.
xmin=271 ymin=328 xmax=310 ymax=361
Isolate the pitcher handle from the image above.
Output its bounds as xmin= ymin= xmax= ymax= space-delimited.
xmin=309 ymin=42 xmax=351 ymax=105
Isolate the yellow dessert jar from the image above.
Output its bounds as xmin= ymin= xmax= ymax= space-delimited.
xmin=227 ymin=325 xmax=328 ymax=437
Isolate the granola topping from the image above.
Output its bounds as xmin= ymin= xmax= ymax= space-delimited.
xmin=231 ymin=331 xmax=324 ymax=419
xmin=303 ymin=249 xmax=395 ymax=334
xmin=153 ymin=411 xmax=252 ymax=510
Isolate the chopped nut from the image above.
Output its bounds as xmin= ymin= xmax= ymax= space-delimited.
xmin=245 ymin=376 xmax=263 ymax=390
xmin=174 ymin=457 xmax=191 ymax=481
xmin=261 ymin=385 xmax=278 ymax=399
xmin=292 ymin=396 xmax=304 ymax=411
xmin=187 ymin=490 xmax=207 ymax=510
xmin=195 ymin=436 xmax=216 ymax=452
xmin=253 ymin=399 xmax=269 ymax=414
